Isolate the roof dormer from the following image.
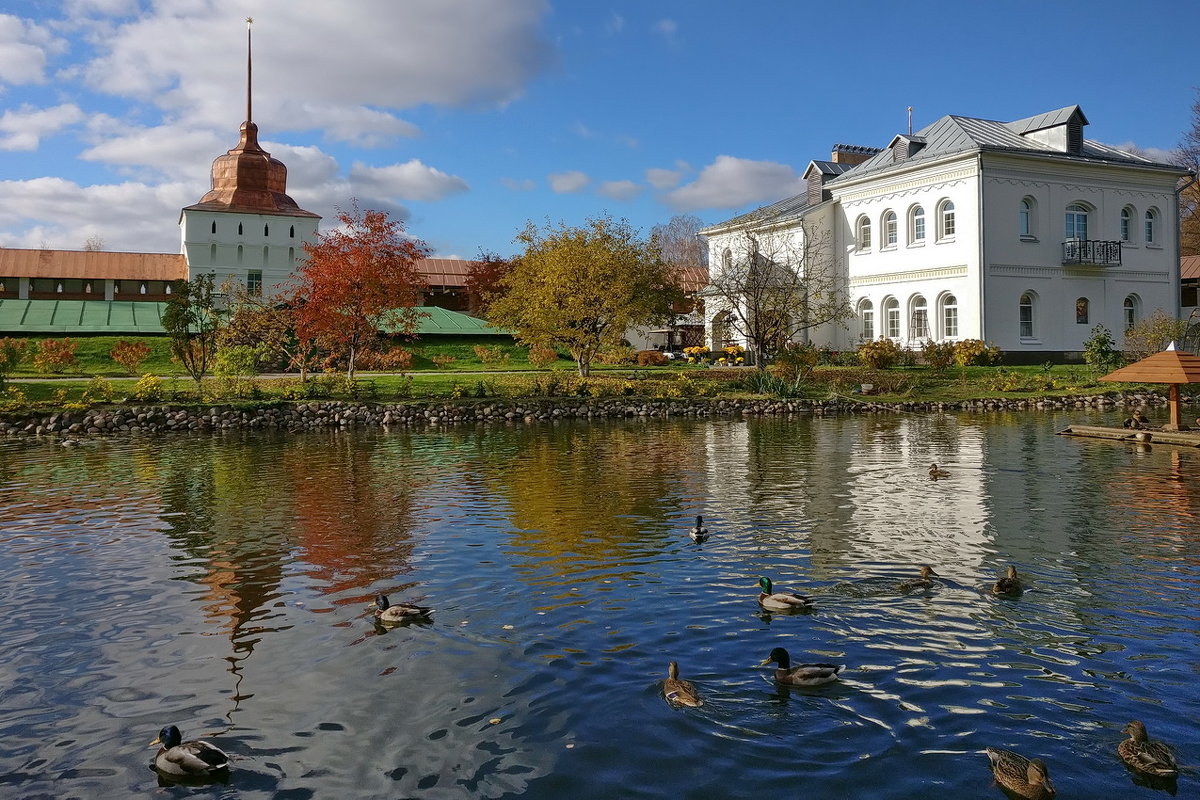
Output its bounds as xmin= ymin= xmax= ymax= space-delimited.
xmin=1007 ymin=105 xmax=1088 ymax=155
xmin=887 ymin=134 xmax=926 ymax=163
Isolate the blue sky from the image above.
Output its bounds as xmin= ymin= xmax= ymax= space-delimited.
xmin=0 ymin=0 xmax=1194 ymax=260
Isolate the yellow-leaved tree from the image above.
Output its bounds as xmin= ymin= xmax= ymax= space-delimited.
xmin=489 ymin=215 xmax=682 ymax=376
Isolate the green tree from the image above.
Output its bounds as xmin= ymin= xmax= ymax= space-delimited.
xmin=1082 ymin=324 xmax=1122 ymax=376
xmin=1123 ymin=309 xmax=1188 ymax=361
xmin=488 ymin=215 xmax=681 ymax=376
xmin=162 ymin=273 xmax=224 ymax=394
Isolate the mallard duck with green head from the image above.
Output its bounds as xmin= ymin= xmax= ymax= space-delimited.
xmin=985 ymin=747 xmax=1055 ymax=799
xmin=992 ymin=565 xmax=1024 ymax=597
xmin=372 ymin=594 xmax=432 ymax=625
xmin=662 ymin=661 xmax=703 ymax=707
xmin=757 ymin=577 xmax=813 ymax=611
xmin=688 ymin=515 xmax=709 ymax=543
xmin=1118 ymin=720 xmax=1178 ymax=779
xmin=149 ymin=725 xmax=229 ymax=780
xmin=760 ymin=647 xmax=844 ymax=687
xmin=897 ymin=565 xmax=939 ymax=593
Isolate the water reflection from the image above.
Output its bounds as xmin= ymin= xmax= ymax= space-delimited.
xmin=0 ymin=411 xmax=1197 ymax=798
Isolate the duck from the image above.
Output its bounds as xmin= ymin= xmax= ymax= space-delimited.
xmin=372 ymin=594 xmax=432 ymax=625
xmin=992 ymin=565 xmax=1024 ymax=597
xmin=985 ymin=747 xmax=1055 ymax=800
xmin=1117 ymin=720 xmax=1179 ymax=779
xmin=928 ymin=463 xmax=950 ymax=479
xmin=897 ymin=565 xmax=939 ymax=593
xmin=688 ymin=515 xmax=709 ymax=543
xmin=149 ymin=725 xmax=230 ymax=779
xmin=757 ymin=577 xmax=813 ymax=612
xmin=760 ymin=647 xmax=844 ymax=687
xmin=662 ymin=661 xmax=703 ymax=707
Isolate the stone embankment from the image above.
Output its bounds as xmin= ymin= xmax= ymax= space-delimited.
xmin=0 ymin=391 xmax=1183 ymax=438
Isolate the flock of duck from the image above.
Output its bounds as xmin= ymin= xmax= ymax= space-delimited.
xmin=148 ymin=510 xmax=1182 ymax=796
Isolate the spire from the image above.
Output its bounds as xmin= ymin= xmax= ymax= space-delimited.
xmin=245 ymin=17 xmax=253 ymax=124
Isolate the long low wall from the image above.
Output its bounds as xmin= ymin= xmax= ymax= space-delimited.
xmin=0 ymin=391 xmax=1184 ymax=438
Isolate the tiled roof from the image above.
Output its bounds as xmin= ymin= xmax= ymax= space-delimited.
xmin=0 ymin=248 xmax=188 ymax=281
xmin=1182 ymin=255 xmax=1200 ymax=281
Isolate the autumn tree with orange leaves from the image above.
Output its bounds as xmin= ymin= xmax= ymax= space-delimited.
xmin=291 ymin=203 xmax=430 ymax=379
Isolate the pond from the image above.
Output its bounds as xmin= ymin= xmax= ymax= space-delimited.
xmin=0 ymin=410 xmax=1196 ymax=798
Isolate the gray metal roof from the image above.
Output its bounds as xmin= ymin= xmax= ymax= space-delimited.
xmin=1006 ymin=105 xmax=1088 ymax=135
xmin=805 ymin=160 xmax=856 ymax=177
xmin=702 ymin=193 xmax=816 ymax=232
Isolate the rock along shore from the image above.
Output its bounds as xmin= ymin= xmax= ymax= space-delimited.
xmin=0 ymin=391 xmax=1185 ymax=438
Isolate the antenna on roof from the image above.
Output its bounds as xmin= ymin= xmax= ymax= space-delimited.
xmin=907 ymin=106 xmax=913 ymax=136
xmin=245 ymin=17 xmax=254 ymax=123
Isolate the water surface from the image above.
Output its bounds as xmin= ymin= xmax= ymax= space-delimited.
xmin=0 ymin=410 xmax=1196 ymax=798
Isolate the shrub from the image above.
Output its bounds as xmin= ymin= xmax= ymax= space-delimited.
xmin=743 ymin=370 xmax=805 ymax=398
xmin=32 ymin=338 xmax=77 ymax=374
xmin=953 ymin=338 xmax=1002 ymax=367
xmin=857 ymin=338 xmax=903 ymax=369
xmin=770 ymin=342 xmax=819 ymax=381
xmin=1082 ymin=324 xmax=1122 ymax=375
xmin=360 ymin=347 xmax=413 ymax=372
xmin=637 ymin=350 xmax=668 ymax=366
xmin=1123 ymin=309 xmax=1188 ymax=362
xmin=597 ymin=346 xmax=637 ymax=365
xmin=682 ymin=345 xmax=710 ymax=363
xmin=0 ymin=338 xmax=29 ymax=388
xmin=110 ymin=340 xmax=152 ymax=375
xmin=472 ymin=345 xmax=511 ymax=364
xmin=430 ymin=354 xmax=457 ymax=369
xmin=131 ymin=374 xmax=163 ymax=402
xmin=921 ymin=340 xmax=957 ymax=373
xmin=83 ymin=376 xmax=115 ymax=404
xmin=0 ymin=387 xmax=28 ymax=412
xmin=527 ymin=344 xmax=559 ymax=368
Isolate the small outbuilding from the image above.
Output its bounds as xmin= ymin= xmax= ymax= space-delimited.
xmin=1099 ymin=342 xmax=1200 ymax=431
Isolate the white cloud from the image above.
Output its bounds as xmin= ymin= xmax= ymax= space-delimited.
xmin=597 ymin=179 xmax=641 ymax=201
xmin=652 ymin=19 xmax=677 ymax=38
xmin=0 ymin=177 xmax=193 ymax=251
xmin=548 ymin=170 xmax=589 ymax=193
xmin=571 ymin=121 xmax=593 ymax=139
xmin=348 ymin=160 xmax=469 ymax=202
xmin=1110 ymin=140 xmax=1183 ymax=165
xmin=78 ymin=0 xmax=557 ymax=144
xmin=0 ymin=14 xmax=66 ymax=85
xmin=501 ymin=177 xmax=535 ymax=191
xmin=0 ymin=104 xmax=85 ymax=150
xmin=664 ymin=155 xmax=805 ymax=210
xmin=79 ymin=121 xmax=224 ymax=181
xmin=646 ymin=166 xmax=683 ymax=190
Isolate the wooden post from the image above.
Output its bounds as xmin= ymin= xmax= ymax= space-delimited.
xmin=1169 ymin=383 xmax=1183 ymax=430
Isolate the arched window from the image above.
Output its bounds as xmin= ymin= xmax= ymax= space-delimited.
xmin=882 ymin=210 xmax=898 ymax=247
xmin=1019 ymin=198 xmax=1036 ymax=238
xmin=139 ymin=282 xmax=147 ymax=295
xmin=1065 ymin=203 xmax=1089 ymax=240
xmin=858 ymin=299 xmax=874 ymax=341
xmin=884 ymin=297 xmax=900 ymax=338
xmin=1019 ymin=292 xmax=1036 ymax=339
xmin=211 ymin=221 xmax=217 ymax=235
xmin=909 ymin=205 xmax=925 ymax=243
xmin=262 ymin=245 xmax=269 ymax=266
xmin=1120 ymin=206 xmax=1134 ymax=242
xmin=910 ymin=295 xmax=929 ymax=339
xmin=264 ymin=224 xmax=270 ymax=237
xmin=1124 ymin=295 xmax=1140 ymax=330
xmin=1076 ymin=297 xmax=1089 ymax=325
xmin=237 ymin=222 xmax=244 ymax=236
xmin=941 ymin=294 xmax=958 ymax=338
xmin=237 ymin=245 xmax=243 ymax=264
xmin=857 ymin=216 xmax=872 ymax=250
xmin=938 ymin=200 xmax=955 ymax=240
xmin=209 ymin=243 xmax=217 ymax=262
xmin=289 ymin=225 xmax=295 ymax=238
xmin=1145 ymin=208 xmax=1159 ymax=244
xmin=165 ymin=283 xmax=172 ymax=295
xmin=288 ymin=246 xmax=295 ymax=263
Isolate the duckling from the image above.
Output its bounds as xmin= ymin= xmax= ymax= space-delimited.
xmin=688 ymin=515 xmax=709 ymax=543
xmin=757 ymin=577 xmax=813 ymax=612
xmin=662 ymin=661 xmax=703 ymax=707
xmin=928 ymin=463 xmax=950 ymax=479
xmin=760 ymin=647 xmax=844 ymax=686
xmin=372 ymin=594 xmax=432 ymax=625
xmin=149 ymin=725 xmax=229 ymax=779
xmin=992 ymin=565 xmax=1024 ymax=597
xmin=897 ymin=565 xmax=939 ymax=593
xmin=1118 ymin=720 xmax=1179 ymax=779
xmin=985 ymin=747 xmax=1055 ymax=800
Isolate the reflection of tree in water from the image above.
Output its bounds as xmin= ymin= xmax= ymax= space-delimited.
xmin=483 ymin=422 xmax=703 ymax=570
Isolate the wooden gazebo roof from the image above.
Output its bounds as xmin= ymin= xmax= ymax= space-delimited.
xmin=1099 ymin=344 xmax=1200 ymax=384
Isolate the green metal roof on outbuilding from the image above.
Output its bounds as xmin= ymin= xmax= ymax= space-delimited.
xmin=0 ymin=300 xmax=168 ymax=334
xmin=409 ymin=306 xmax=509 ymax=335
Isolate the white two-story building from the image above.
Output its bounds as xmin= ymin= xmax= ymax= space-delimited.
xmin=702 ymin=105 xmax=1192 ymax=361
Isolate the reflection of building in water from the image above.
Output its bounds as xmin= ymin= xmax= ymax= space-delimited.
xmin=700 ymin=415 xmax=991 ymax=579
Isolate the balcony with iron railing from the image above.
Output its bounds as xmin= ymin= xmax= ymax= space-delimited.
xmin=1062 ymin=239 xmax=1121 ymax=266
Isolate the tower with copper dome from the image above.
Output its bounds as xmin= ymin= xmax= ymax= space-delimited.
xmin=179 ymin=19 xmax=319 ymax=296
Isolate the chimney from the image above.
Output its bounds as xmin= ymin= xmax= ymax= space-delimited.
xmin=831 ymin=144 xmax=880 ymax=166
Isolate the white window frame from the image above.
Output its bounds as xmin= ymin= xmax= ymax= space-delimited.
xmin=909 ymin=205 xmax=926 ymax=244
xmin=1145 ymin=208 xmax=1159 ymax=245
xmin=941 ymin=294 xmax=958 ymax=338
xmin=1019 ymin=292 xmax=1035 ymax=340
xmin=857 ymin=216 xmax=872 ymax=250
xmin=882 ymin=210 xmax=898 ymax=248
xmin=884 ymin=297 xmax=900 ymax=338
xmin=1124 ymin=295 xmax=1139 ymax=330
xmin=910 ymin=295 xmax=929 ymax=339
xmin=858 ymin=300 xmax=874 ymax=341
xmin=1120 ymin=206 xmax=1133 ymax=243
xmin=938 ymin=200 xmax=955 ymax=241
xmin=1065 ymin=204 xmax=1089 ymax=241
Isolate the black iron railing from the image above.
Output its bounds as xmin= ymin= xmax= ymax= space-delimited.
xmin=1062 ymin=239 xmax=1121 ymax=266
